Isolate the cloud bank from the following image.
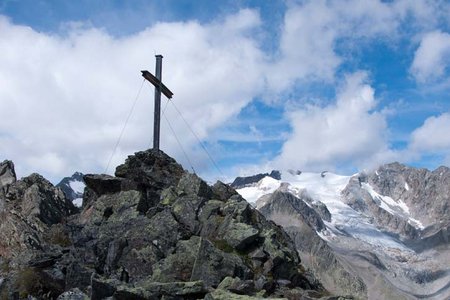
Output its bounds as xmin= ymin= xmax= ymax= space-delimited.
xmin=1 ymin=0 xmax=450 ymax=182
xmin=0 ymin=11 xmax=266 ymax=181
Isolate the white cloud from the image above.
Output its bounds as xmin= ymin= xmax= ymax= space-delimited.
xmin=266 ymin=0 xmax=438 ymax=94
xmin=410 ymin=113 xmax=450 ymax=152
xmin=410 ymin=30 xmax=450 ymax=83
xmin=0 ymin=12 xmax=266 ymax=181
xmin=272 ymin=72 xmax=392 ymax=172
xmin=2 ymin=1 xmax=450 ymax=182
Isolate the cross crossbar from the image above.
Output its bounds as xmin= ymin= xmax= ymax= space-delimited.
xmin=141 ymin=70 xmax=174 ymax=99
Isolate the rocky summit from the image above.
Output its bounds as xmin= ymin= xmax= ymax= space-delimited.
xmin=0 ymin=150 xmax=349 ymax=300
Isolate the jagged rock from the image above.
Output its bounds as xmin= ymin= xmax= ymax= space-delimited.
xmin=231 ymin=170 xmax=281 ymax=188
xmin=115 ymin=149 xmax=184 ymax=192
xmin=205 ymin=289 xmax=282 ymax=299
xmin=115 ymin=280 xmax=207 ymax=299
xmin=311 ymin=201 xmax=332 ymax=223
xmin=28 ymin=252 xmax=62 ymax=268
xmin=218 ymin=276 xmax=256 ymax=295
xmin=212 ymin=181 xmax=239 ymax=201
xmin=342 ymin=175 xmax=419 ymax=240
xmin=64 ymin=262 xmax=92 ymax=291
xmin=91 ymin=274 xmax=119 ymax=300
xmin=57 ymin=288 xmax=89 ymax=300
xmin=91 ymin=273 xmax=208 ymax=299
xmin=83 ymin=174 xmax=125 ymax=196
xmin=260 ymin=191 xmax=326 ymax=232
xmin=0 ymin=150 xmax=332 ymax=299
xmin=177 ymin=173 xmax=213 ymax=198
xmin=0 ymin=170 xmax=76 ymax=263
xmin=56 ymin=172 xmax=85 ymax=204
xmin=171 ymin=194 xmax=205 ymax=233
xmin=151 ymin=236 xmax=252 ymax=287
xmin=219 ymin=220 xmax=260 ymax=251
xmin=0 ymin=160 xmax=16 ymax=195
xmin=8 ymin=173 xmax=76 ymax=225
xmin=368 ymin=162 xmax=450 ymax=228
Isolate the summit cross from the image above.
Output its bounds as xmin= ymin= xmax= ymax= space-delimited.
xmin=141 ymin=55 xmax=174 ymax=150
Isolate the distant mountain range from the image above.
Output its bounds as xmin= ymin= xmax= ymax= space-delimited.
xmin=233 ymin=163 xmax=450 ymax=299
xmin=56 ymin=171 xmax=85 ymax=207
xmin=2 ymin=154 xmax=449 ymax=299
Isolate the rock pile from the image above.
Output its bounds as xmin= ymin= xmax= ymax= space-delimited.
xmin=0 ymin=150 xmax=348 ymax=299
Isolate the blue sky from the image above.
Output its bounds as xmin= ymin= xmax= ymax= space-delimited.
xmin=1 ymin=0 xmax=450 ymax=182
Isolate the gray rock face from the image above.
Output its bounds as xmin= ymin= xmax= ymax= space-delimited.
xmin=367 ymin=162 xmax=450 ymax=228
xmin=0 ymin=170 xmax=77 ymax=299
xmin=339 ymin=162 xmax=450 ymax=241
xmin=0 ymin=160 xmax=16 ymax=195
xmin=341 ymin=175 xmax=419 ymax=240
xmin=240 ymin=163 xmax=450 ymax=300
xmin=260 ymin=191 xmax=326 ymax=232
xmin=0 ymin=149 xmax=333 ymax=299
xmin=259 ymin=191 xmax=367 ymax=299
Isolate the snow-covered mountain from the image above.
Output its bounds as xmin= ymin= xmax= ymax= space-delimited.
xmin=234 ymin=163 xmax=450 ymax=300
xmin=56 ymin=172 xmax=85 ymax=207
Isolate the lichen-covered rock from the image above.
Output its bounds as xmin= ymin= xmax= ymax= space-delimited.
xmin=57 ymin=288 xmax=89 ymax=300
xmin=219 ymin=220 xmax=260 ymax=251
xmin=177 ymin=173 xmax=213 ymax=198
xmin=205 ymin=289 xmax=283 ymax=300
xmin=115 ymin=148 xmax=184 ymax=192
xmin=212 ymin=181 xmax=239 ymax=201
xmin=82 ymin=174 xmax=126 ymax=197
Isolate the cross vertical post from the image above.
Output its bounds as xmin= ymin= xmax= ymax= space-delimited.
xmin=141 ymin=55 xmax=174 ymax=150
xmin=153 ymin=55 xmax=163 ymax=150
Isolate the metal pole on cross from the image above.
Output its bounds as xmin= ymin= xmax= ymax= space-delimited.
xmin=141 ymin=55 xmax=174 ymax=150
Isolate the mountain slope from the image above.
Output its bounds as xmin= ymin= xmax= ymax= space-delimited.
xmin=235 ymin=164 xmax=450 ymax=300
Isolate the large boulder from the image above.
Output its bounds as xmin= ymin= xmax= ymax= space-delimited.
xmin=115 ymin=149 xmax=184 ymax=192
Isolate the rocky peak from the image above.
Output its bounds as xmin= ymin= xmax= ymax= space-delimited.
xmin=115 ymin=149 xmax=185 ymax=191
xmin=0 ymin=160 xmax=16 ymax=195
xmin=5 ymin=172 xmax=77 ymax=225
xmin=76 ymin=151 xmax=321 ymax=295
xmin=56 ymin=172 xmax=86 ymax=207
xmin=369 ymin=162 xmax=450 ymax=227
xmin=231 ymin=170 xmax=281 ymax=188
xmin=0 ymin=150 xmax=349 ymax=299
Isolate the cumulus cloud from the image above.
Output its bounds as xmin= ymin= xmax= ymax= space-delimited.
xmin=272 ymin=72 xmax=392 ymax=172
xmin=267 ymin=0 xmax=438 ymax=94
xmin=410 ymin=31 xmax=450 ymax=83
xmin=410 ymin=113 xmax=450 ymax=152
xmin=0 ymin=11 xmax=266 ymax=181
xmin=2 ymin=0 xmax=450 ymax=182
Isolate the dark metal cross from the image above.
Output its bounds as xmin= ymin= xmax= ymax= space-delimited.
xmin=141 ymin=55 xmax=174 ymax=150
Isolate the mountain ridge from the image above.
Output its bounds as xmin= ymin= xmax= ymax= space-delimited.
xmin=235 ymin=162 xmax=450 ymax=299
